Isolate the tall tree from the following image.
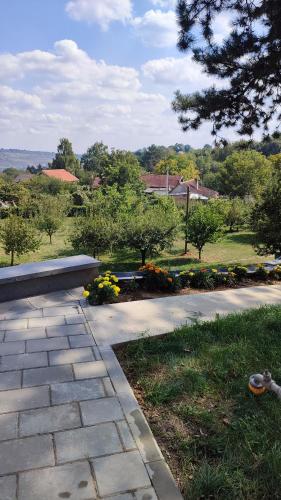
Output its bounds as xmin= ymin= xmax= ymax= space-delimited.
xmin=50 ymin=138 xmax=80 ymax=176
xmin=252 ymin=159 xmax=281 ymax=257
xmin=80 ymin=142 xmax=109 ymax=175
xmin=173 ymin=1 xmax=281 ymax=139
xmin=155 ymin=152 xmax=199 ymax=180
xmin=219 ymin=150 xmax=272 ymax=198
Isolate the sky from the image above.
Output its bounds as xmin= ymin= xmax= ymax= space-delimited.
xmin=0 ymin=0 xmax=235 ymax=153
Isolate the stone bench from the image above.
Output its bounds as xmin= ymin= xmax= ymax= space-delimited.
xmin=0 ymin=255 xmax=101 ymax=302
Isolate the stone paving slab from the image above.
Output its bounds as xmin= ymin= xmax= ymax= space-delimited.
xmin=0 ymin=413 xmax=18 ymax=441
xmin=80 ymin=397 xmax=123 ymax=426
xmin=0 ymin=352 xmax=48 ymax=371
xmin=0 ymin=371 xmax=21 ymax=391
xmin=73 ymin=360 xmax=107 ymax=379
xmin=26 ymin=336 xmax=69 ymax=352
xmin=23 ymin=365 xmax=73 ymax=387
xmin=49 ymin=346 xmax=94 ymax=365
xmin=47 ymin=323 xmax=87 ymax=337
xmin=0 ymin=475 xmax=17 ymax=500
xmin=92 ymin=451 xmax=151 ymax=497
xmin=0 ymin=434 xmax=55 ymax=474
xmin=18 ymin=461 xmax=96 ymax=500
xmin=55 ymin=423 xmax=123 ymax=463
xmin=19 ymin=403 xmax=81 ymax=436
xmin=0 ymin=340 xmax=25 ymax=356
xmin=51 ymin=378 xmax=105 ymax=404
xmin=5 ymin=327 xmax=47 ymax=342
xmin=0 ymin=386 xmax=50 ymax=413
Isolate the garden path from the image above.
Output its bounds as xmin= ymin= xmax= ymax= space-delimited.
xmin=0 ymin=288 xmax=180 ymax=500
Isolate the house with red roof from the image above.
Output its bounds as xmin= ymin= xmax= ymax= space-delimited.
xmin=169 ymin=179 xmax=219 ymax=200
xmin=141 ymin=174 xmax=182 ymax=195
xmin=141 ymin=174 xmax=219 ymax=200
xmin=42 ymin=169 xmax=79 ymax=183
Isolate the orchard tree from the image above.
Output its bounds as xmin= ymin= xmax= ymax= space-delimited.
xmin=219 ymin=151 xmax=272 ymax=198
xmin=70 ymin=216 xmax=116 ymax=258
xmin=124 ymin=201 xmax=180 ymax=265
xmin=173 ymin=1 xmax=281 ymax=139
xmin=225 ymin=198 xmax=250 ymax=232
xmin=50 ymin=138 xmax=81 ymax=176
xmin=36 ymin=196 xmax=67 ymax=244
xmin=0 ymin=216 xmax=40 ymax=265
xmin=186 ymin=203 xmax=223 ymax=260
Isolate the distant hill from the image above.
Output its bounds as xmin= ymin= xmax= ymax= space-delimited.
xmin=0 ymin=149 xmax=56 ymax=170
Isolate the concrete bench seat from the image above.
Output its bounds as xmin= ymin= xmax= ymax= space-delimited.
xmin=0 ymin=255 xmax=101 ymax=302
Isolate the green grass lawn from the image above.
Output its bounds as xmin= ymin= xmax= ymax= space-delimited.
xmin=117 ymin=306 xmax=281 ymax=499
xmin=0 ymin=217 xmax=271 ymax=270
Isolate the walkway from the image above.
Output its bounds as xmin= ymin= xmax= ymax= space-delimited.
xmin=0 ymin=288 xmax=180 ymax=500
xmin=85 ymin=284 xmax=281 ymax=345
xmin=1 ymin=284 xmax=281 ymax=499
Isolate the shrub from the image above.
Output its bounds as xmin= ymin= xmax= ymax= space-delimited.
xmin=229 ymin=265 xmax=248 ymax=279
xmin=253 ymin=264 xmax=270 ymax=281
xmin=269 ymin=265 xmax=281 ymax=281
xmin=140 ymin=263 xmax=180 ymax=292
xmin=83 ymin=271 xmax=120 ymax=305
xmin=189 ymin=270 xmax=216 ymax=290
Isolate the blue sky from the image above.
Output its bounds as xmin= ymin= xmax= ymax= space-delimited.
xmin=0 ymin=0 xmax=233 ymax=153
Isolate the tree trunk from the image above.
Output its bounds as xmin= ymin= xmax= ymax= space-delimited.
xmin=199 ymin=248 xmax=202 ymax=260
xmin=49 ymin=234 xmax=52 ymax=244
xmin=141 ymin=250 xmax=146 ymax=265
xmin=11 ymin=250 xmax=14 ymax=266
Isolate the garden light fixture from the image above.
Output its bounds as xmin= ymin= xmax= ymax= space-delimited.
xmin=249 ymin=370 xmax=281 ymax=399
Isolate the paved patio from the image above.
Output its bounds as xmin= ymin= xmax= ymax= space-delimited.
xmin=0 ymin=288 xmax=181 ymax=500
xmin=1 ymin=284 xmax=281 ymax=499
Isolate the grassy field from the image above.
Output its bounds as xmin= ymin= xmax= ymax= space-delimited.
xmin=0 ymin=217 xmax=271 ymax=269
xmin=117 ymin=306 xmax=281 ymax=499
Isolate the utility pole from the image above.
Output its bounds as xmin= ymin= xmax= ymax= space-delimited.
xmin=166 ymin=169 xmax=169 ymax=196
xmin=184 ymin=185 xmax=190 ymax=254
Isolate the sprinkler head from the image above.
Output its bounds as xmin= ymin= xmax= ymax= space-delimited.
xmin=248 ymin=375 xmax=267 ymax=396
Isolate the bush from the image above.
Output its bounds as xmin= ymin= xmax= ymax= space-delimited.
xmin=253 ymin=264 xmax=270 ymax=281
xmin=269 ymin=265 xmax=281 ymax=281
xmin=140 ymin=263 xmax=181 ymax=292
xmin=83 ymin=271 xmax=120 ymax=305
xmin=228 ymin=265 xmax=248 ymax=279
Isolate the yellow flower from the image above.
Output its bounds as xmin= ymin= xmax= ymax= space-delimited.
xmin=212 ymin=269 xmax=218 ymax=273
xmin=82 ymin=290 xmax=90 ymax=298
xmin=112 ymin=276 xmax=119 ymax=283
xmin=189 ymin=272 xmax=195 ymax=277
xmin=98 ymin=284 xmax=104 ymax=289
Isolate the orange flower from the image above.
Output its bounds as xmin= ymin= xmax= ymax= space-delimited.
xmin=155 ymin=269 xmax=160 ymax=274
xmin=167 ymin=277 xmax=173 ymax=283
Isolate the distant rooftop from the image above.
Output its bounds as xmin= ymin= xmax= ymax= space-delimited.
xmin=42 ymin=169 xmax=79 ymax=182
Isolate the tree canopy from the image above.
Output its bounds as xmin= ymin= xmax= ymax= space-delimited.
xmin=50 ymin=138 xmax=81 ymax=176
xmin=155 ymin=152 xmax=199 ymax=180
xmin=218 ymin=150 xmax=272 ymax=198
xmin=173 ymin=0 xmax=281 ymax=139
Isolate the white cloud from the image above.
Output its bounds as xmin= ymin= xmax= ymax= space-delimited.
xmin=213 ymin=13 xmax=232 ymax=43
xmin=150 ymin=0 xmax=177 ymax=8
xmin=0 ymin=40 xmax=181 ymax=151
xmin=65 ymin=0 xmax=132 ymax=30
xmin=131 ymin=9 xmax=177 ymax=48
xmin=142 ymin=55 xmax=215 ymax=88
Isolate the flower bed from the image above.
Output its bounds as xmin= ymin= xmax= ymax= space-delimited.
xmin=83 ymin=264 xmax=281 ymax=305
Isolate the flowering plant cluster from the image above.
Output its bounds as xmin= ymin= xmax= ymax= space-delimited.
xmin=179 ymin=268 xmax=237 ymax=290
xmin=83 ymin=271 xmax=120 ymax=305
xmin=139 ymin=263 xmax=180 ymax=292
